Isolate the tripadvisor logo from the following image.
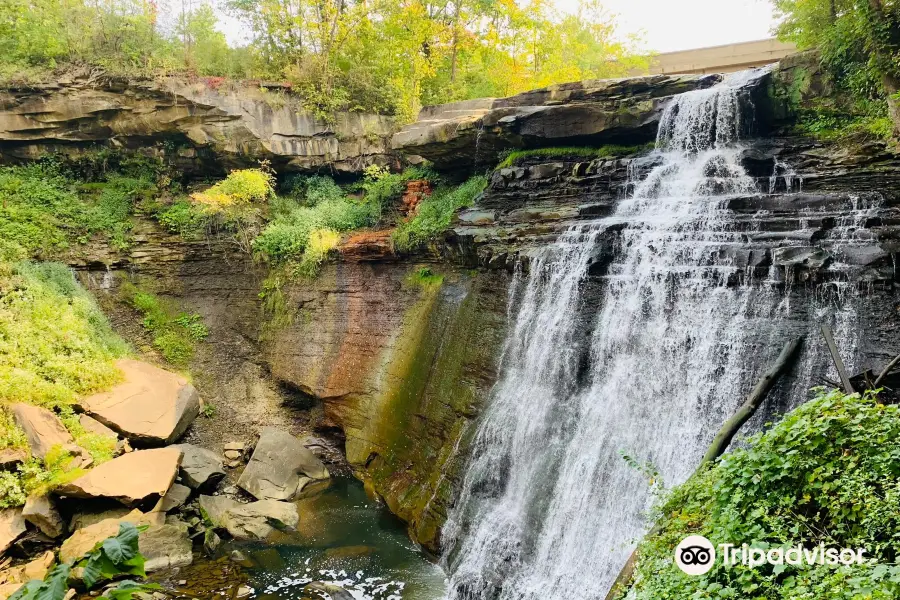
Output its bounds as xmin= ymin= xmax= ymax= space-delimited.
xmin=674 ymin=536 xmax=869 ymax=575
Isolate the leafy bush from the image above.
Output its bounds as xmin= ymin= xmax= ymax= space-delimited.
xmin=10 ymin=522 xmax=159 ymax=600
xmin=0 ymin=261 xmax=127 ymax=409
xmin=626 ymin=389 xmax=900 ymax=600
xmin=191 ymin=168 xmax=274 ymax=207
xmin=295 ymin=228 xmax=341 ymax=277
xmin=0 ymin=163 xmax=154 ymax=259
xmin=122 ymin=285 xmax=208 ymax=366
xmin=393 ymin=175 xmax=487 ymax=252
xmin=154 ymin=199 xmax=211 ymax=239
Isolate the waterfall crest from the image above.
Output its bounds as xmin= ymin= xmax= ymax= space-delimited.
xmin=442 ymin=70 xmax=863 ymax=600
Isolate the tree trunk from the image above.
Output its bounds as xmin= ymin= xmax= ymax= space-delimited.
xmin=702 ymin=337 xmax=804 ymax=464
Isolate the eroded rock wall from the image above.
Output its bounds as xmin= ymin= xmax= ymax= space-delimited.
xmin=264 ymin=264 xmax=508 ymax=551
xmin=0 ymin=75 xmax=395 ymax=175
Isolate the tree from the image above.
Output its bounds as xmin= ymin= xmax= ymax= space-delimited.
xmin=774 ymin=0 xmax=900 ymax=137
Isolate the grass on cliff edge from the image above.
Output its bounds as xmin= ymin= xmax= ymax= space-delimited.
xmin=623 ymin=388 xmax=900 ymax=600
xmin=0 ymin=260 xmax=126 ymax=506
xmin=495 ymin=144 xmax=654 ymax=169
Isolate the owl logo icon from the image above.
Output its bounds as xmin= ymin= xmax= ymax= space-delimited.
xmin=675 ymin=535 xmax=716 ymax=575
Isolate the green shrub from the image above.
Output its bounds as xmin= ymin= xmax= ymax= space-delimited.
xmin=626 ymin=389 xmax=900 ymax=600
xmin=392 ymin=175 xmax=487 ymax=252
xmin=495 ymin=144 xmax=653 ymax=169
xmin=122 ymin=285 xmax=207 ymax=366
xmin=0 ymin=163 xmax=154 ymax=258
xmin=0 ymin=261 xmax=127 ymax=409
xmin=191 ymin=168 xmax=274 ymax=207
xmin=154 ymin=199 xmax=210 ymax=239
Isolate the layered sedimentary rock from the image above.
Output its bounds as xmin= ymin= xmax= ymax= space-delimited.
xmin=392 ymin=74 xmax=721 ymax=170
xmin=264 ymin=264 xmax=508 ymax=551
xmin=0 ymin=74 xmax=395 ymax=174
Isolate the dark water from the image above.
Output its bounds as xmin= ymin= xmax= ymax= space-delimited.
xmin=234 ymin=477 xmax=447 ymax=600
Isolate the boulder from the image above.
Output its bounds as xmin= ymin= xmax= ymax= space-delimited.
xmin=0 ymin=508 xmax=26 ymax=555
xmin=160 ymin=484 xmax=191 ymax=513
xmin=173 ymin=444 xmax=225 ymax=492
xmin=303 ymin=582 xmax=355 ymax=600
xmin=22 ymin=495 xmax=65 ymax=538
xmin=0 ymin=551 xmax=55 ymax=585
xmin=220 ymin=500 xmax=299 ymax=541
xmin=56 ymin=447 xmax=182 ymax=507
xmin=139 ymin=522 xmax=193 ymax=572
xmin=59 ymin=509 xmax=162 ymax=563
xmin=10 ymin=404 xmax=72 ymax=459
xmin=78 ymin=360 xmax=200 ymax=446
xmin=197 ymin=495 xmax=238 ymax=527
xmin=237 ymin=427 xmax=329 ymax=501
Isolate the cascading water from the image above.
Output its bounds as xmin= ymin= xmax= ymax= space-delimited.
xmin=442 ymin=70 xmax=863 ymax=600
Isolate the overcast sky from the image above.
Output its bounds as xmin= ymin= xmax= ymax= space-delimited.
xmin=558 ymin=0 xmax=780 ymax=53
xmin=218 ymin=0 xmax=781 ymax=54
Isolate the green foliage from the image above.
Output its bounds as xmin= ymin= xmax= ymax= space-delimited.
xmin=155 ymin=199 xmax=211 ymax=239
xmin=9 ymin=523 xmax=158 ymax=600
xmin=774 ymin=0 xmax=900 ymax=139
xmin=77 ymin=523 xmax=147 ymax=588
xmin=796 ymin=105 xmax=896 ymax=141
xmin=0 ymin=163 xmax=155 ymax=260
xmin=192 ymin=168 xmax=274 ymax=207
xmin=627 ymin=389 xmax=900 ymax=600
xmin=406 ymin=267 xmax=444 ymax=287
xmin=253 ymin=183 xmax=380 ymax=266
xmin=393 ymin=175 xmax=487 ymax=252
xmin=122 ymin=284 xmax=207 ymax=366
xmin=201 ymin=402 xmax=216 ymax=418
xmin=496 ymin=144 xmax=654 ymax=169
xmin=0 ymin=261 xmax=127 ymax=409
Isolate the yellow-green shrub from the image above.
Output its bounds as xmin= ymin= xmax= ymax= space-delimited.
xmin=191 ymin=168 xmax=274 ymax=208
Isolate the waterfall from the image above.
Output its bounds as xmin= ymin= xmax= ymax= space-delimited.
xmin=442 ymin=70 xmax=864 ymax=600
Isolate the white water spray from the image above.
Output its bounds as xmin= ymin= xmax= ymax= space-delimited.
xmin=443 ymin=71 xmax=862 ymax=600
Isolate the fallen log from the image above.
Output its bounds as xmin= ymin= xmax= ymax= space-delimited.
xmin=603 ymin=337 xmax=803 ymax=600
xmin=874 ymin=353 xmax=900 ymax=388
xmin=820 ymin=325 xmax=854 ymax=394
xmin=701 ymin=337 xmax=804 ymax=465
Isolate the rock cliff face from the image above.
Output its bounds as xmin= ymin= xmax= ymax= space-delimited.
xmin=0 ymin=74 xmax=395 ymax=175
xmin=391 ymin=74 xmax=721 ymax=170
xmin=56 ymin=55 xmax=900 ymax=553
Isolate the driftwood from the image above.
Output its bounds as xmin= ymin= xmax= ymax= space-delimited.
xmin=701 ymin=337 xmax=804 ymax=465
xmin=603 ymin=337 xmax=804 ymax=600
xmin=874 ymin=353 xmax=900 ymax=388
xmin=820 ymin=325 xmax=854 ymax=394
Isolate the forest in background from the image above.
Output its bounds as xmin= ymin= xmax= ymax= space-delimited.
xmin=0 ymin=0 xmax=648 ymax=122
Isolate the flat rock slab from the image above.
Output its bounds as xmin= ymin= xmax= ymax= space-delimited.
xmin=221 ymin=500 xmax=299 ymax=541
xmin=78 ymin=359 xmax=200 ymax=446
xmin=173 ymin=444 xmax=225 ymax=492
xmin=238 ymin=427 xmax=329 ymax=501
xmin=56 ymin=447 xmax=182 ymax=507
xmin=11 ymin=404 xmax=73 ymax=459
xmin=0 ymin=508 xmax=26 ymax=555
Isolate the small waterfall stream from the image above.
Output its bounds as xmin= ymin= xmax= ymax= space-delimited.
xmin=442 ymin=71 xmax=865 ymax=600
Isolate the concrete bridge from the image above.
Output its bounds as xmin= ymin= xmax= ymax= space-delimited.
xmin=648 ymin=38 xmax=797 ymax=75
